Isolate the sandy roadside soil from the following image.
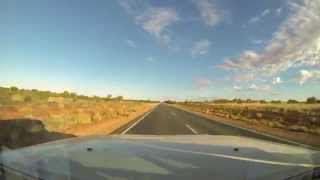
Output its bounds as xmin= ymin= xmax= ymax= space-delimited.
xmin=64 ymin=103 xmax=157 ymax=136
xmin=174 ymin=104 xmax=320 ymax=149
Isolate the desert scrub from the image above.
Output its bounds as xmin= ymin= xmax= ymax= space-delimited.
xmin=0 ymin=86 xmax=158 ymax=133
xmin=177 ymin=102 xmax=320 ymax=135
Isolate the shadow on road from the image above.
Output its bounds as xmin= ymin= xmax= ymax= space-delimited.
xmin=0 ymin=118 xmax=76 ymax=150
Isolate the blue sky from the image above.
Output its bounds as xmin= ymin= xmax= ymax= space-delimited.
xmin=1 ymin=0 xmax=320 ymax=100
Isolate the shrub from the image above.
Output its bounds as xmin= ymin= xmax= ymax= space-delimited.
xmin=306 ymin=97 xmax=317 ymax=104
xmin=104 ymin=94 xmax=112 ymax=101
xmin=287 ymin=99 xmax=299 ymax=104
xmin=165 ymin=100 xmax=176 ymax=104
xmin=24 ymin=95 xmax=32 ymax=103
xmin=232 ymin=98 xmax=243 ymax=103
xmin=246 ymin=99 xmax=254 ymax=103
xmin=10 ymin=86 xmax=18 ymax=92
xmin=271 ymin=100 xmax=282 ymax=104
xmin=69 ymin=92 xmax=77 ymax=98
xmin=213 ymin=99 xmax=230 ymax=103
xmin=113 ymin=96 xmax=123 ymax=101
xmin=259 ymin=100 xmax=267 ymax=104
xmin=62 ymin=91 xmax=70 ymax=98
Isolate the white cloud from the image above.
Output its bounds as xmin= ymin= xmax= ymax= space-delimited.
xmin=218 ymin=50 xmax=260 ymax=70
xmin=135 ymin=8 xmax=179 ymax=44
xmin=126 ymin=39 xmax=136 ymax=48
xmin=298 ymin=70 xmax=320 ymax=85
xmin=248 ymin=9 xmax=270 ymax=24
xmin=232 ymin=84 xmax=271 ymax=92
xmin=248 ymin=17 xmax=259 ymax=24
xmin=233 ymin=85 xmax=242 ymax=91
xmin=261 ymin=9 xmax=270 ymax=16
xmin=272 ymin=77 xmax=283 ymax=85
xmin=248 ymin=84 xmax=271 ymax=91
xmin=220 ymin=0 xmax=320 ymax=80
xmin=190 ymin=39 xmax=211 ymax=57
xmin=248 ymin=84 xmax=258 ymax=90
xmin=118 ymin=1 xmax=178 ymax=46
xmin=192 ymin=0 xmax=223 ymax=27
xmin=276 ymin=7 xmax=283 ymax=15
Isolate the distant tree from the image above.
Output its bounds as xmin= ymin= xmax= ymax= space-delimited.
xmin=38 ymin=91 xmax=50 ymax=100
xmin=232 ymin=98 xmax=243 ymax=103
xmin=114 ymin=96 xmax=123 ymax=101
xmin=259 ymin=100 xmax=267 ymax=104
xmin=102 ymin=94 xmax=113 ymax=101
xmin=246 ymin=99 xmax=256 ymax=103
xmin=213 ymin=99 xmax=230 ymax=103
xmin=271 ymin=100 xmax=282 ymax=104
xmin=92 ymin=96 xmax=100 ymax=101
xmin=70 ymin=92 xmax=77 ymax=97
xmin=165 ymin=100 xmax=175 ymax=104
xmin=31 ymin=89 xmax=38 ymax=92
xmin=287 ymin=99 xmax=299 ymax=104
xmin=62 ymin=91 xmax=70 ymax=97
xmin=10 ymin=86 xmax=18 ymax=92
xmin=79 ymin=95 xmax=89 ymax=99
xmin=306 ymin=97 xmax=317 ymax=104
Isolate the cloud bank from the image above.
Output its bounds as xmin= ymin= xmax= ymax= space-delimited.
xmin=220 ymin=0 xmax=320 ymax=82
xmin=298 ymin=69 xmax=320 ymax=84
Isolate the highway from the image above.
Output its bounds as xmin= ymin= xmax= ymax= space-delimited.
xmin=112 ymin=103 xmax=308 ymax=147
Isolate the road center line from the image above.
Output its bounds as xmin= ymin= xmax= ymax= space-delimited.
xmin=185 ymin=124 xmax=198 ymax=134
xmin=121 ymin=104 xmax=159 ymax=135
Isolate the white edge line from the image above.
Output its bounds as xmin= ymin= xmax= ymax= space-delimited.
xmin=140 ymin=143 xmax=320 ymax=168
xmin=185 ymin=124 xmax=198 ymax=135
xmin=121 ymin=104 xmax=160 ymax=135
xmin=173 ymin=105 xmax=319 ymax=151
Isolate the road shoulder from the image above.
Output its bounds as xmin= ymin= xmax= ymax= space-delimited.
xmin=171 ymin=104 xmax=320 ymax=150
xmin=111 ymin=103 xmax=160 ymax=134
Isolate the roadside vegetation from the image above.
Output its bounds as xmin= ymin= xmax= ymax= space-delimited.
xmin=0 ymin=86 xmax=158 ymax=149
xmin=173 ymin=98 xmax=320 ymax=135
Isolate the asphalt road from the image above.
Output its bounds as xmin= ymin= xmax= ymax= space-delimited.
xmin=112 ymin=103 xmax=310 ymax=148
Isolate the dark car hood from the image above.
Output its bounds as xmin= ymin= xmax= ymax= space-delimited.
xmin=1 ymin=135 xmax=319 ymax=180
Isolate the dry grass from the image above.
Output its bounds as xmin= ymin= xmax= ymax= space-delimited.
xmin=0 ymin=87 xmax=157 ymax=148
xmin=209 ymin=102 xmax=320 ymax=112
xmin=174 ymin=103 xmax=320 ymax=148
xmin=177 ymin=102 xmax=320 ymax=135
xmin=0 ymin=99 xmax=155 ymax=133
